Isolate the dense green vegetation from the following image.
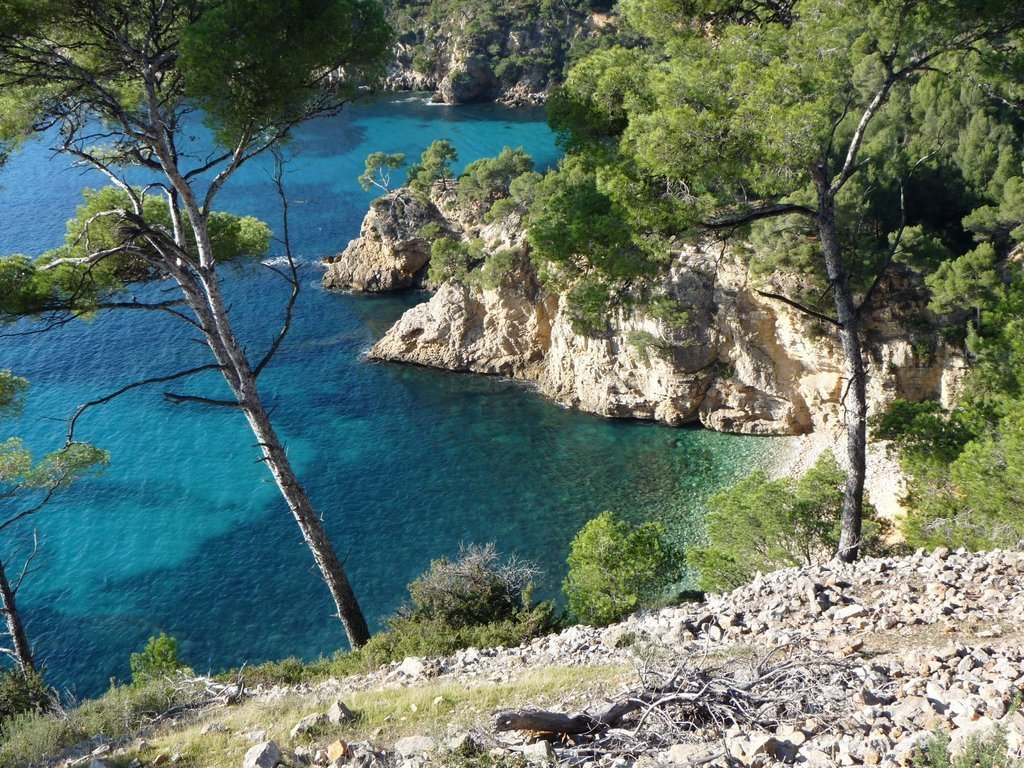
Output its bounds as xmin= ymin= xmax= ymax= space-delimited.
xmin=689 ymin=454 xmax=890 ymax=593
xmin=563 ymin=511 xmax=681 ymax=626
xmin=522 ymin=0 xmax=1024 ymax=559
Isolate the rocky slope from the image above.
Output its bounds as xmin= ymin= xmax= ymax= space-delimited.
xmin=328 ymin=187 xmax=966 ymax=440
xmin=381 ymin=1 xmax=616 ymax=105
xmin=83 ymin=548 xmax=1024 ymax=768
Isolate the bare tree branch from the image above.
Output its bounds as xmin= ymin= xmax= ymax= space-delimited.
xmin=254 ymin=151 xmax=300 ymax=378
xmin=67 ymin=364 xmax=224 ymax=442
xmin=755 ymin=289 xmax=841 ymax=327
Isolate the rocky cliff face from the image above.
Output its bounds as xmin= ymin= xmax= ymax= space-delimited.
xmin=327 ymin=186 xmax=966 ymax=437
xmin=322 ymin=190 xmax=449 ymax=292
xmin=382 ymin=3 xmax=615 ymax=105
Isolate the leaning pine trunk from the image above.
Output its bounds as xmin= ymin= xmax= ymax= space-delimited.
xmin=240 ymin=397 xmax=372 ymax=646
xmin=185 ymin=264 xmax=372 ymax=648
xmin=0 ymin=558 xmax=35 ymax=672
xmin=814 ymin=168 xmax=867 ymax=562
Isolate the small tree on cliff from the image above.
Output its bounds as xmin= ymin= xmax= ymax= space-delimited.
xmin=541 ymin=0 xmax=1024 ymax=561
xmin=0 ymin=0 xmax=391 ymax=647
xmin=359 ymin=151 xmax=407 ymax=193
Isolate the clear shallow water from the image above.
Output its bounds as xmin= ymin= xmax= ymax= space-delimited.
xmin=0 ymin=95 xmax=776 ymax=697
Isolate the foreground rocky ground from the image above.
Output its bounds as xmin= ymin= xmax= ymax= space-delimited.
xmin=79 ymin=548 xmax=1024 ymax=768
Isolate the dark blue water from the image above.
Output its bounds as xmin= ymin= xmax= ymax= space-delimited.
xmin=0 ymin=95 xmax=776 ymax=697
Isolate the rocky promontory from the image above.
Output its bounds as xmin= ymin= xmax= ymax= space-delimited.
xmin=381 ymin=1 xmax=617 ymax=105
xmin=328 ymin=185 xmax=965 ymax=440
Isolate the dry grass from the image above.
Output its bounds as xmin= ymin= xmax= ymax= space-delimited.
xmin=115 ymin=665 xmax=632 ymax=768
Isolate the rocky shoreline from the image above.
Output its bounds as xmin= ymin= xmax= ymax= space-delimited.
xmin=323 ymin=183 xmax=959 ymax=517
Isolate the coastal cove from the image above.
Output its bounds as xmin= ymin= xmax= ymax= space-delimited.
xmin=0 ymin=94 xmax=778 ymax=697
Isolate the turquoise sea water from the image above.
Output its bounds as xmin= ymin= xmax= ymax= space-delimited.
xmin=0 ymin=95 xmax=776 ymax=697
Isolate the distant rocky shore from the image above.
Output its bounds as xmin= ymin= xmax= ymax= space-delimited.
xmin=381 ymin=7 xmax=617 ymax=105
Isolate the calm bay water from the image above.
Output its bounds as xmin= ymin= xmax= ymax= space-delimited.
xmin=0 ymin=95 xmax=775 ymax=696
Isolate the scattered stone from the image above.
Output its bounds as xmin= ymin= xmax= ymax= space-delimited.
xmin=834 ymin=603 xmax=869 ymax=621
xmin=396 ymin=657 xmax=427 ymax=678
xmin=201 ymin=723 xmax=228 ymax=735
xmin=290 ymin=712 xmax=328 ymax=740
xmin=327 ymin=738 xmax=349 ymax=763
xmin=446 ymin=733 xmax=481 ymax=756
xmin=394 ymin=735 xmax=437 ymax=757
xmin=521 ymin=740 xmax=554 ymax=763
xmin=326 ymin=700 xmax=355 ymax=724
xmin=242 ymin=741 xmax=282 ymax=768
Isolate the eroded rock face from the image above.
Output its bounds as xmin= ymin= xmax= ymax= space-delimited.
xmin=369 ymin=242 xmax=966 ymax=436
xmin=385 ymin=10 xmax=612 ymax=105
xmin=322 ymin=190 xmax=447 ymax=292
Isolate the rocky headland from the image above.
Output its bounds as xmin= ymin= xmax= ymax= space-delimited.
xmin=380 ymin=2 xmax=617 ymax=105
xmin=325 ymin=186 xmax=966 ymax=440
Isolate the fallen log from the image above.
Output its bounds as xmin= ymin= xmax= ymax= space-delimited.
xmin=494 ymin=695 xmax=654 ymax=734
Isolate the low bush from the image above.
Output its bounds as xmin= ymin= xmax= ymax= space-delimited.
xmin=688 ymin=453 xmax=890 ymax=593
xmin=563 ymin=511 xmax=682 ymax=627
xmin=428 ymin=238 xmax=482 ymax=285
xmin=129 ymin=632 xmax=187 ymax=686
xmin=0 ymin=667 xmax=52 ymax=727
xmin=457 ymin=147 xmax=534 ymax=211
xmin=913 ymin=727 xmax=1020 ymax=768
xmin=0 ymin=677 xmax=205 ymax=768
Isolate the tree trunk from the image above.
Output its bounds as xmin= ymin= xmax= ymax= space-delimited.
xmin=188 ymin=268 xmax=372 ymax=648
xmin=143 ymin=87 xmax=371 ymax=648
xmin=240 ymin=395 xmax=372 ymax=647
xmin=813 ymin=169 xmax=867 ymax=563
xmin=0 ymin=558 xmax=34 ymax=672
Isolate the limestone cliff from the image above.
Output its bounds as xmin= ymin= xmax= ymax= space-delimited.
xmin=382 ymin=1 xmax=616 ymax=105
xmin=322 ymin=189 xmax=449 ymax=292
xmin=361 ymin=227 xmax=964 ymax=437
xmin=327 ymin=184 xmax=965 ymax=438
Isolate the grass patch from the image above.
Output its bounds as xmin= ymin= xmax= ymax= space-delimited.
xmin=115 ymin=665 xmax=629 ymax=768
xmin=0 ymin=678 xmax=208 ymax=768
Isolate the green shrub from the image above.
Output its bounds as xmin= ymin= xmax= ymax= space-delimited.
xmin=471 ymin=249 xmax=517 ymax=290
xmin=688 ymin=453 xmax=889 ymax=593
xmin=0 ymin=667 xmax=52 ymax=727
xmin=408 ymin=139 xmax=458 ymax=199
xmin=375 ymin=543 xmax=556 ymax=662
xmin=563 ymin=511 xmax=681 ymax=627
xmin=0 ymin=711 xmax=81 ymax=768
xmin=403 ymin=543 xmax=537 ymax=626
xmin=428 ymin=238 xmax=481 ymax=285
xmin=913 ymin=727 xmax=1021 ymax=768
xmin=419 ymin=221 xmax=443 ymax=239
xmin=626 ymin=330 xmax=672 ymax=364
xmin=646 ymin=296 xmax=691 ymax=329
xmin=129 ymin=633 xmax=186 ymax=686
xmin=485 ymin=171 xmax=542 ymax=223
xmin=0 ymin=678 xmax=205 ymax=768
xmin=565 ymin=277 xmax=612 ymax=336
